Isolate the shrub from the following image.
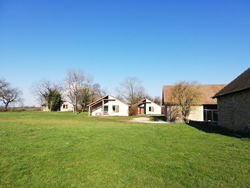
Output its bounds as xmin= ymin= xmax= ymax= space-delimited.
xmin=129 ymin=105 xmax=138 ymax=116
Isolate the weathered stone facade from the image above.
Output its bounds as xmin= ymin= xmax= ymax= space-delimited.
xmin=217 ymin=89 xmax=250 ymax=133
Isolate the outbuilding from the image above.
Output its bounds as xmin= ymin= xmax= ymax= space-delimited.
xmin=41 ymin=99 xmax=74 ymax=112
xmin=136 ymin=98 xmax=162 ymax=115
xmin=88 ymin=95 xmax=129 ymax=116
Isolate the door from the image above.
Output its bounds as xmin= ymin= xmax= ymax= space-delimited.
xmin=104 ymin=106 xmax=108 ymax=115
xmin=140 ymin=108 xmax=144 ymax=114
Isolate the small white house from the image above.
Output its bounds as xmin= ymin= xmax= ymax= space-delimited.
xmin=136 ymin=99 xmax=162 ymax=115
xmin=41 ymin=99 xmax=74 ymax=112
xmin=41 ymin=102 xmax=49 ymax=111
xmin=88 ymin=95 xmax=129 ymax=116
xmin=60 ymin=99 xmax=74 ymax=111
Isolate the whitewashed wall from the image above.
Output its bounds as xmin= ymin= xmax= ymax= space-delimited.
xmin=188 ymin=106 xmax=204 ymax=121
xmin=42 ymin=105 xmax=49 ymax=111
xmin=60 ymin=101 xmax=74 ymax=111
xmin=91 ymin=103 xmax=103 ymax=116
xmin=145 ymin=99 xmax=162 ymax=115
xmin=91 ymin=96 xmax=129 ymax=116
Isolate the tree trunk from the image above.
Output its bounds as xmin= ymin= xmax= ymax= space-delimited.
xmin=74 ymin=96 xmax=77 ymax=114
xmin=4 ymin=103 xmax=9 ymax=112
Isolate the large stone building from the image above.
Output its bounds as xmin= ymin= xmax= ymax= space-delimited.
xmin=162 ymin=84 xmax=226 ymax=121
xmin=213 ymin=68 xmax=250 ymax=133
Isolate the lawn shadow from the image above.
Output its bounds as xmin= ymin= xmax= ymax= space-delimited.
xmin=150 ymin=115 xmax=166 ymax=122
xmin=187 ymin=121 xmax=250 ymax=138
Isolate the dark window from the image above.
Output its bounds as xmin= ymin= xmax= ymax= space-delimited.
xmin=112 ymin=105 xmax=115 ymax=112
xmin=149 ymin=107 xmax=151 ymax=112
xmin=203 ymin=104 xmax=218 ymax=121
xmin=63 ymin=105 xmax=65 ymax=109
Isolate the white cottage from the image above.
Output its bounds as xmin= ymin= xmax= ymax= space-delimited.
xmin=88 ymin=95 xmax=129 ymax=116
xmin=136 ymin=99 xmax=162 ymax=115
xmin=60 ymin=99 xmax=74 ymax=111
xmin=41 ymin=99 xmax=74 ymax=112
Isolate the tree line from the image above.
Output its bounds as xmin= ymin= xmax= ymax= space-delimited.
xmin=0 ymin=69 xmax=161 ymax=112
xmin=1 ymin=69 xmax=201 ymax=120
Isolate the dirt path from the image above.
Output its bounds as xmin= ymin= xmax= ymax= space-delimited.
xmin=129 ymin=117 xmax=168 ymax=124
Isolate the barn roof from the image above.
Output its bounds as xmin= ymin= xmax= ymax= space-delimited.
xmin=162 ymin=84 xmax=226 ymax=105
xmin=213 ymin=68 xmax=250 ymax=98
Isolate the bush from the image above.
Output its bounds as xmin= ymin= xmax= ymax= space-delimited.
xmin=129 ymin=105 xmax=138 ymax=116
xmin=0 ymin=106 xmax=5 ymax=112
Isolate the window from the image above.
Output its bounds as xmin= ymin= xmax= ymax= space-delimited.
xmin=149 ymin=107 xmax=152 ymax=112
xmin=63 ymin=105 xmax=65 ymax=109
xmin=203 ymin=104 xmax=218 ymax=121
xmin=112 ymin=105 xmax=119 ymax=112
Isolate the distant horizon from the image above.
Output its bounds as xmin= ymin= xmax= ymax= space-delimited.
xmin=1 ymin=0 xmax=249 ymax=106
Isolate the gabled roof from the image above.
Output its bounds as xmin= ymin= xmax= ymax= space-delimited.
xmin=163 ymin=84 xmax=227 ymax=105
xmin=61 ymin=99 xmax=73 ymax=105
xmin=213 ymin=68 xmax=250 ymax=98
xmin=88 ymin=95 xmax=129 ymax=107
xmin=136 ymin=98 xmax=161 ymax=107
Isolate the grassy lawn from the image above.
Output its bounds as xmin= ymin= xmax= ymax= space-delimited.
xmin=0 ymin=112 xmax=249 ymax=187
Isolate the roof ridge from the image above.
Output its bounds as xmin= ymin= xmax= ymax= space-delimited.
xmin=213 ymin=68 xmax=250 ymax=98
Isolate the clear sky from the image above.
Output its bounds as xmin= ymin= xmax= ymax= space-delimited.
xmin=0 ymin=0 xmax=249 ymax=106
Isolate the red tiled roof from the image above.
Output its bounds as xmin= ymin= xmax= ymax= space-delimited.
xmin=163 ymin=84 xmax=227 ymax=105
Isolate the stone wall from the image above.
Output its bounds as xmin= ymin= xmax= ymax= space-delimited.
xmin=217 ymin=89 xmax=250 ymax=133
xmin=188 ymin=120 xmax=218 ymax=127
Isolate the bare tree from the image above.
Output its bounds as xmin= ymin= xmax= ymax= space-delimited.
xmin=31 ymin=80 xmax=62 ymax=108
xmin=153 ymin=96 xmax=161 ymax=105
xmin=0 ymin=79 xmax=23 ymax=111
xmin=168 ymin=81 xmax=201 ymax=121
xmin=78 ymin=83 xmax=107 ymax=111
xmin=31 ymin=80 xmax=52 ymax=106
xmin=116 ymin=77 xmax=147 ymax=105
xmin=64 ymin=69 xmax=86 ymax=113
xmin=0 ymin=79 xmax=8 ymax=90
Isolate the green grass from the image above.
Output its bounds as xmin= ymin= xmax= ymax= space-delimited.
xmin=0 ymin=112 xmax=249 ymax=187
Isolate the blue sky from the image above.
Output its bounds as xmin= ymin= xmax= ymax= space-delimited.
xmin=0 ymin=0 xmax=249 ymax=106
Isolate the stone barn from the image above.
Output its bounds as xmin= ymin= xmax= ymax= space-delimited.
xmin=213 ymin=68 xmax=250 ymax=133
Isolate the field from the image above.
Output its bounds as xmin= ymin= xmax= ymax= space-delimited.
xmin=0 ymin=112 xmax=249 ymax=187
